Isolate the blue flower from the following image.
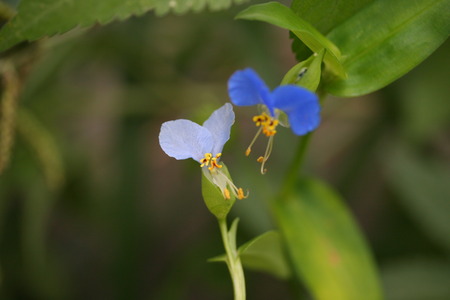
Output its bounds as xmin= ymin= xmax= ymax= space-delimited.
xmin=159 ymin=103 xmax=246 ymax=199
xmin=228 ymin=68 xmax=321 ymax=173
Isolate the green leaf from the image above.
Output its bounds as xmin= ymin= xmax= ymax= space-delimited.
xmin=207 ymin=254 xmax=227 ymax=263
xmin=324 ymin=0 xmax=450 ymax=96
xmin=0 ymin=0 xmax=249 ymax=53
xmin=201 ymin=164 xmax=235 ymax=220
xmin=385 ymin=143 xmax=450 ymax=252
xmin=236 ymin=2 xmax=346 ymax=79
xmin=290 ymin=0 xmax=374 ymax=61
xmin=238 ymin=231 xmax=291 ymax=279
xmin=273 ymin=178 xmax=383 ymax=300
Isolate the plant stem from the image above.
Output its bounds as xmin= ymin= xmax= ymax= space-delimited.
xmin=218 ymin=218 xmax=246 ymax=300
xmin=280 ymin=93 xmax=327 ymax=196
xmin=280 ymin=133 xmax=312 ymax=196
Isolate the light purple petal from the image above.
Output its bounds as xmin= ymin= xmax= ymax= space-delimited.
xmin=271 ymin=85 xmax=321 ymax=135
xmin=203 ymin=103 xmax=235 ymax=155
xmin=228 ymin=68 xmax=273 ymax=114
xmin=159 ymin=119 xmax=213 ymax=162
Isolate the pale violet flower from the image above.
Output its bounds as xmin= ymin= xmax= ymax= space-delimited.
xmin=159 ymin=103 xmax=246 ymax=200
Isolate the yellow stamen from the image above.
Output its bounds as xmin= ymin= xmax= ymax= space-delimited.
xmin=259 ymin=135 xmax=274 ymax=174
xmin=252 ymin=113 xmax=279 ymax=137
xmin=223 ymin=188 xmax=231 ymax=199
xmin=245 ymin=126 xmax=262 ymax=156
xmin=209 ymin=157 xmax=223 ymax=171
xmin=246 ymin=112 xmax=279 ymax=173
xmin=200 ymin=153 xmax=223 ymax=170
xmin=207 ymin=167 xmax=248 ymax=200
xmin=200 ymin=153 xmax=212 ymax=167
xmin=252 ymin=113 xmax=270 ymax=126
xmin=261 ymin=119 xmax=279 ymax=137
xmin=237 ymin=188 xmax=247 ymax=200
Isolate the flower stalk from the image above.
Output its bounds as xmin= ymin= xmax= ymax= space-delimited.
xmin=218 ymin=218 xmax=246 ymax=300
xmin=280 ymin=93 xmax=327 ymax=197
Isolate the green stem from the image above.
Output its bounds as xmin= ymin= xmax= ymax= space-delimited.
xmin=280 ymin=133 xmax=312 ymax=196
xmin=280 ymin=93 xmax=327 ymax=196
xmin=218 ymin=218 xmax=246 ymax=300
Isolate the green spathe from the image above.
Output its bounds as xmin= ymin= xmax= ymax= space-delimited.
xmin=201 ymin=163 xmax=236 ymax=220
xmin=281 ymin=49 xmax=325 ymax=92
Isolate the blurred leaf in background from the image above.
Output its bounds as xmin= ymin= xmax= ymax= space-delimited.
xmin=0 ymin=0 xmax=250 ymax=52
xmin=274 ymin=178 xmax=382 ymax=300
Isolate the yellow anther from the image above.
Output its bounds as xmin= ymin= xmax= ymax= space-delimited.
xmin=237 ymin=188 xmax=247 ymax=200
xmin=262 ymin=119 xmax=278 ymax=136
xmin=252 ymin=113 xmax=270 ymax=126
xmin=200 ymin=153 xmax=212 ymax=167
xmin=252 ymin=113 xmax=279 ymax=137
xmin=200 ymin=153 xmax=222 ymax=170
xmin=209 ymin=157 xmax=223 ymax=171
xmin=247 ymin=112 xmax=278 ymax=173
xmin=223 ymin=188 xmax=231 ymax=200
xmin=262 ymin=128 xmax=276 ymax=136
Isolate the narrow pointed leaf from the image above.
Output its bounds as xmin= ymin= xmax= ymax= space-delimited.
xmin=208 ymin=254 xmax=227 ymax=263
xmin=274 ymin=178 xmax=383 ymax=300
xmin=238 ymin=231 xmax=291 ymax=279
xmin=325 ymin=0 xmax=450 ymax=96
xmin=236 ymin=2 xmax=346 ymax=79
xmin=290 ymin=0 xmax=374 ymax=61
xmin=0 ymin=0 xmax=249 ymax=53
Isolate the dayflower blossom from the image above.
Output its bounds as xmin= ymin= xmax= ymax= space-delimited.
xmin=228 ymin=68 xmax=321 ymax=173
xmin=159 ymin=103 xmax=246 ymax=200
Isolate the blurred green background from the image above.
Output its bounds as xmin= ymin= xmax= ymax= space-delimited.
xmin=0 ymin=2 xmax=449 ymax=299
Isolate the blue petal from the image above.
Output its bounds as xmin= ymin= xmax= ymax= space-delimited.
xmin=286 ymin=105 xmax=321 ymax=135
xmin=228 ymin=68 xmax=273 ymax=113
xmin=159 ymin=119 xmax=213 ymax=162
xmin=271 ymin=85 xmax=321 ymax=135
xmin=202 ymin=103 xmax=235 ymax=155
